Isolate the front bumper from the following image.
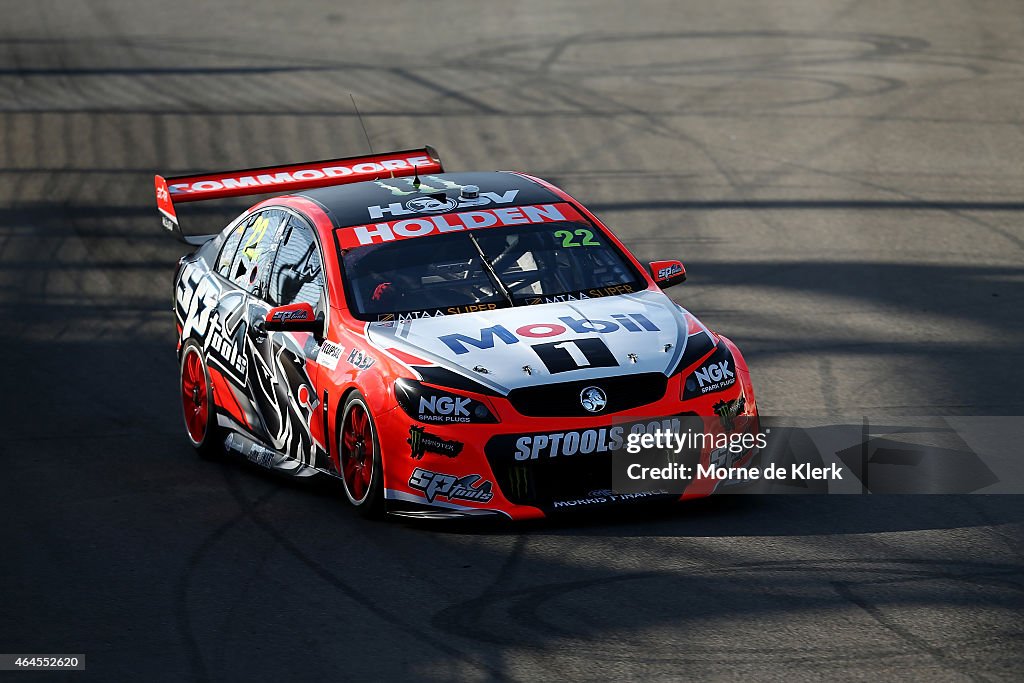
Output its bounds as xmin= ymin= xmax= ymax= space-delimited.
xmin=375 ymin=366 xmax=760 ymax=521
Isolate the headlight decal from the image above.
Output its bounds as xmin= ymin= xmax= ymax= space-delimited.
xmin=682 ymin=341 xmax=737 ymax=400
xmin=672 ymin=330 xmax=716 ymax=377
xmin=395 ymin=378 xmax=499 ymax=424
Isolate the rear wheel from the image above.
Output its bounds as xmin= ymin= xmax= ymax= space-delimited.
xmin=338 ymin=391 xmax=384 ymax=518
xmin=180 ymin=342 xmax=220 ymax=459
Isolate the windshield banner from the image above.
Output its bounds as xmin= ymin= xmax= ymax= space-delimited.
xmin=337 ymin=202 xmax=585 ymax=249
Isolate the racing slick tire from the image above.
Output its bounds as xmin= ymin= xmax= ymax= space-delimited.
xmin=338 ymin=391 xmax=385 ymax=518
xmin=179 ymin=341 xmax=221 ymax=459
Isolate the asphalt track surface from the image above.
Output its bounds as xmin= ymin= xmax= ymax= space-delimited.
xmin=2 ymin=1 xmax=1024 ymax=681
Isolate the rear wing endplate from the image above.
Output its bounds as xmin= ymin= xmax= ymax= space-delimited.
xmin=155 ymin=146 xmax=443 ymax=244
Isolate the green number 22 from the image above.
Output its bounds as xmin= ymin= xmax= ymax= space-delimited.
xmin=554 ymin=228 xmax=600 ymax=247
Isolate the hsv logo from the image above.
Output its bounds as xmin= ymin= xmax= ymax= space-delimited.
xmin=339 ymin=203 xmax=584 ymax=248
xmin=405 ymin=196 xmax=458 ymax=213
xmin=439 ymin=313 xmax=659 ymax=355
xmin=346 ymin=348 xmax=375 ymax=370
xmin=369 ymin=189 xmax=519 ymax=219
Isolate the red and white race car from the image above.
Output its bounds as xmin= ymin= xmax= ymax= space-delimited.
xmin=160 ymin=148 xmax=759 ymax=520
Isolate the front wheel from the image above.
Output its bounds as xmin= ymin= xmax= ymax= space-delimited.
xmin=338 ymin=391 xmax=384 ymax=518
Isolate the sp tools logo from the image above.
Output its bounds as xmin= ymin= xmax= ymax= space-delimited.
xmin=408 ymin=467 xmax=493 ymax=503
xmin=271 ymin=308 xmax=310 ymax=322
xmin=504 ymin=417 xmax=684 ymax=461
xmin=658 ymin=263 xmax=683 ymax=280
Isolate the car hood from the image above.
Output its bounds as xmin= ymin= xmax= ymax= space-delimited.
xmin=366 ymin=289 xmax=690 ymax=394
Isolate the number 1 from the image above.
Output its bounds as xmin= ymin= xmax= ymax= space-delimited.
xmin=552 ymin=340 xmax=590 ymax=368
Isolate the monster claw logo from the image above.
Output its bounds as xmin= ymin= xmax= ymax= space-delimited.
xmin=374 ymin=180 xmax=418 ymax=197
xmin=408 ymin=426 xmax=425 ymax=459
xmin=713 ymin=395 xmax=746 ymax=431
xmin=507 ymin=466 xmax=531 ymax=500
xmin=407 ymin=426 xmax=464 ymax=459
xmin=425 ymin=176 xmax=468 ymax=191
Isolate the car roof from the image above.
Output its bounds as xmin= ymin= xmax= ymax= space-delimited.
xmin=296 ymin=171 xmax=562 ymax=229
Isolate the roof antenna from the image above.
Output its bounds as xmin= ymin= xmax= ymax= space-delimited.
xmin=412 ymin=163 xmax=421 ymax=188
xmin=350 ymin=93 xmax=376 ymax=156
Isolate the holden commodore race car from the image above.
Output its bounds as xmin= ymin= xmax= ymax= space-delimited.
xmin=159 ymin=147 xmax=760 ymax=520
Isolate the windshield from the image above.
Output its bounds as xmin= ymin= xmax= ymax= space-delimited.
xmin=340 ymin=221 xmax=644 ymax=319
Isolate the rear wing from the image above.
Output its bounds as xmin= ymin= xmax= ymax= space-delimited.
xmin=154 ymin=147 xmax=443 ymax=244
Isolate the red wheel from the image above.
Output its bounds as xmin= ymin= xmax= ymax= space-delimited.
xmin=338 ymin=392 xmax=384 ymax=517
xmin=179 ymin=342 xmax=219 ymax=458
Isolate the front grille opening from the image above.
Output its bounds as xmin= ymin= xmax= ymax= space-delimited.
xmin=490 ymin=447 xmax=701 ymax=509
xmin=506 ymin=373 xmax=668 ymax=417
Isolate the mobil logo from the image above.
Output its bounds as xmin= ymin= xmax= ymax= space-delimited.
xmin=439 ymin=313 xmax=659 ymax=355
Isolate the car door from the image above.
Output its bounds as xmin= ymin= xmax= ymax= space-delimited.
xmin=190 ymin=211 xmax=271 ymax=423
xmin=221 ymin=208 xmax=286 ymax=446
xmin=244 ymin=209 xmax=326 ymax=467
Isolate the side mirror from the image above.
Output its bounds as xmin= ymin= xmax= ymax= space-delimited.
xmin=649 ymin=260 xmax=686 ymax=289
xmin=264 ymin=302 xmax=324 ymax=336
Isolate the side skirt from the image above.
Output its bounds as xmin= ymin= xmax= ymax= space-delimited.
xmin=219 ymin=422 xmax=330 ymax=478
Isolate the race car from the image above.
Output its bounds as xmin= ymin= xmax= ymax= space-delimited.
xmin=159 ymin=147 xmax=760 ymax=520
